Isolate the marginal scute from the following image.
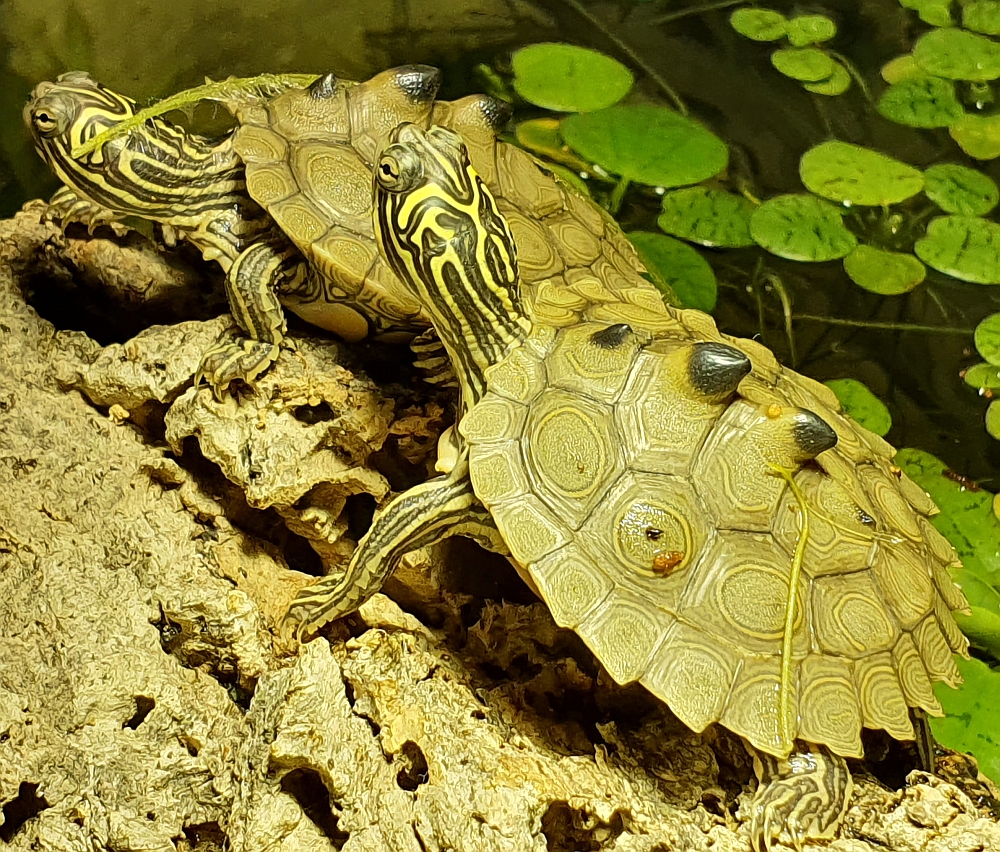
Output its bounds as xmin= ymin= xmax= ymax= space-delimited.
xmin=892 ymin=634 xmax=943 ymax=715
xmin=232 ymin=124 xmax=287 ymax=162
xmin=935 ymin=597 xmax=970 ymax=656
xmin=531 ymin=543 xmax=614 ymax=629
xmin=244 ymin=161 xmax=295 ymax=206
xmin=546 ymin=211 xmax=603 ymax=267
xmin=812 ymin=572 xmax=899 ymax=658
xmin=313 ymin=229 xmax=377 ymax=294
xmin=872 ymin=542 xmax=935 ymax=630
xmin=500 ymin=202 xmax=564 ymax=279
xmin=469 ymin=442 xmax=529 ymax=506
xmin=797 ymin=655 xmax=863 ymax=758
xmin=913 ymin=616 xmax=963 ymax=687
xmin=854 ymin=653 xmax=914 ymax=740
xmin=492 ymin=494 xmax=568 ymax=565
xmin=721 ymin=658 xmax=795 ymax=756
xmin=576 ymin=592 xmax=669 ymax=685
xmin=897 ymin=469 xmax=938 ymax=516
xmin=931 ymin=560 xmax=969 ymax=613
xmin=458 ymin=395 xmax=525 ymax=444
xmin=496 ymin=143 xmax=564 ymax=219
xmin=857 ymin=464 xmax=923 ymax=541
xmin=483 ymin=346 xmax=546 ymax=403
xmin=269 ymin=194 xmax=328 ymax=244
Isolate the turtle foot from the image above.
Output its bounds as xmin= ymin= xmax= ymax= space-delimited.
xmin=195 ymin=338 xmax=280 ymax=399
xmin=748 ymin=747 xmax=853 ymax=851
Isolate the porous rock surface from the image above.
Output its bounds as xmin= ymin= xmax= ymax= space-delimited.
xmin=1 ymin=202 xmax=999 ymax=851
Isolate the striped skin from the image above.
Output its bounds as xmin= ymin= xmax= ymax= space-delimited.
xmin=24 ymin=72 xmax=276 ymax=267
xmin=374 ymin=124 xmax=531 ymax=410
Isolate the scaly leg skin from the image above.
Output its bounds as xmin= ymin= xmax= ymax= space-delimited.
xmin=283 ymin=458 xmax=504 ymax=640
xmin=47 ymin=186 xmax=125 ymax=233
xmin=196 ymin=241 xmax=305 ymax=399
xmin=749 ymin=744 xmax=853 ymax=851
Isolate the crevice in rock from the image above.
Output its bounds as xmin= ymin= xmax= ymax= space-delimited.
xmin=280 ymin=769 xmax=350 ymax=849
xmin=342 ymin=675 xmax=381 ymax=738
xmin=540 ymin=801 xmax=627 ymax=852
xmin=393 ymin=740 xmax=430 ymax=791
xmin=0 ymin=781 xmax=51 ymax=843
xmin=123 ymin=695 xmax=156 ymax=729
xmin=180 ymin=820 xmax=228 ymax=851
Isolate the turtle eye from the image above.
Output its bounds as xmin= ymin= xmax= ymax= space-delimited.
xmin=376 ymin=145 xmax=423 ymax=193
xmin=32 ymin=110 xmax=59 ymax=134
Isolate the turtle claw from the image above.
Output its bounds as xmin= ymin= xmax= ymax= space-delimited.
xmin=195 ymin=338 xmax=280 ymax=399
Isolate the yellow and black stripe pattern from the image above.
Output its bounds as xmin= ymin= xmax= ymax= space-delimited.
xmin=24 ymin=72 xmax=270 ymax=264
xmin=374 ymin=123 xmax=531 ymax=406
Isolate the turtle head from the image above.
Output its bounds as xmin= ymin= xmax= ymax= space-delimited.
xmin=374 ymin=122 xmax=529 ymax=405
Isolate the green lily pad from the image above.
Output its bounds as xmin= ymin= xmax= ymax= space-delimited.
xmin=897 ymin=448 xmax=1000 ymax=582
xmin=512 ymin=43 xmax=634 ymax=112
xmin=750 ymin=194 xmax=858 ymax=262
xmin=881 ymin=54 xmax=924 ymax=84
xmin=657 ymin=187 xmax=755 ymax=248
xmin=975 ymin=313 xmax=1000 ymax=365
xmin=803 ymin=62 xmax=851 ymax=96
xmin=800 ymin=141 xmax=925 ymax=206
xmin=924 ymin=164 xmax=999 ymax=215
xmin=843 ymin=245 xmax=926 ymax=294
xmin=950 ymin=566 xmax=1000 ymax=658
xmin=987 ymin=399 xmax=1000 ymax=439
xmin=964 ymin=362 xmax=1000 ymax=388
xmin=824 ymin=378 xmax=892 ymax=436
xmin=786 ymin=14 xmax=837 ymax=46
xmin=951 ymin=113 xmax=1000 ymax=160
xmin=914 ymin=28 xmax=1000 ymax=82
xmin=515 ymin=118 xmax=594 ymax=173
xmin=877 ymin=76 xmax=965 ymax=128
xmin=964 ymin=0 xmax=1000 ymax=35
xmin=914 ymin=216 xmax=1000 ymax=283
xmin=561 ymin=105 xmax=729 ymax=188
xmin=771 ymin=47 xmax=835 ymax=82
xmin=627 ymin=231 xmax=718 ymax=312
xmin=899 ymin=0 xmax=954 ymax=26
xmin=729 ymin=8 xmax=788 ymax=41
xmin=931 ymin=657 xmax=1000 ymax=785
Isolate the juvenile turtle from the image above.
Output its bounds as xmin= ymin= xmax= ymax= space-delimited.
xmin=25 ymin=68 xmax=656 ymax=395
xmin=284 ymin=124 xmax=970 ymax=849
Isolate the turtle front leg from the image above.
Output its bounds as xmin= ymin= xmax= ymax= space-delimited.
xmin=748 ymin=743 xmax=853 ymax=851
xmin=283 ymin=463 xmax=503 ymax=640
xmin=196 ymin=241 xmax=304 ymax=398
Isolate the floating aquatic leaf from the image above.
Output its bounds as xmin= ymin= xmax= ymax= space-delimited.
xmin=512 ymin=43 xmax=634 ymax=112
xmin=771 ymin=47 xmax=835 ymax=82
xmin=824 ymin=378 xmax=892 ymax=436
xmin=561 ymin=105 xmax=728 ymax=188
xmin=899 ymin=0 xmax=954 ymax=26
xmin=950 ymin=113 xmax=1000 ymax=160
xmin=843 ymin=245 xmax=926 ymax=294
xmin=628 ymin=231 xmax=718 ymax=312
xmin=785 ymin=14 xmax=837 ymax=46
xmin=975 ymin=313 xmax=1000 ymax=365
xmin=803 ymin=62 xmax=851 ymax=96
xmin=964 ymin=362 xmax=1000 ymax=388
xmin=877 ymin=76 xmax=965 ymax=128
xmin=729 ymin=8 xmax=788 ymax=41
xmin=914 ymin=28 xmax=1000 ymax=82
xmin=924 ymin=164 xmax=999 ymax=215
xmin=515 ymin=118 xmax=594 ymax=172
xmin=932 ymin=657 xmax=1000 ymax=783
xmin=657 ymin=187 xmax=755 ymax=247
xmin=897 ymin=448 xmax=1000 ymax=582
xmin=881 ymin=54 xmax=923 ymax=84
xmin=964 ymin=0 xmax=1000 ymax=35
xmin=988 ymin=399 xmax=1000 ymax=439
xmin=750 ymin=194 xmax=858 ymax=262
xmin=914 ymin=216 xmax=1000 ymax=283
xmin=799 ymin=141 xmax=924 ymax=206
xmin=949 ymin=566 xmax=1000 ymax=658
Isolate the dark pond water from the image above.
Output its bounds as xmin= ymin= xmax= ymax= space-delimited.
xmin=2 ymin=0 xmax=999 ymax=481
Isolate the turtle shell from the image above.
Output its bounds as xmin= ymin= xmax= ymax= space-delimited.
xmin=229 ymin=66 xmax=658 ymax=342
xmin=458 ymin=308 xmax=969 ymax=760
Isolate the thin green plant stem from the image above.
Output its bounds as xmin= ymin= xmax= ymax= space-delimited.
xmin=608 ymin=177 xmax=631 ymax=216
xmin=791 ymin=315 xmax=973 ymax=335
xmin=652 ymin=0 xmax=745 ymax=25
xmin=826 ymin=50 xmax=872 ymax=103
xmin=557 ymin=0 xmax=688 ymax=114
xmin=763 ymin=272 xmax=797 ymax=365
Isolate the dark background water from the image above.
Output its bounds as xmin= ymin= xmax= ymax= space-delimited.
xmin=2 ymin=0 xmax=999 ymax=482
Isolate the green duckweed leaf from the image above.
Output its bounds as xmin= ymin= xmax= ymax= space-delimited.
xmin=931 ymin=657 xmax=1000 ymax=785
xmin=512 ymin=43 xmax=634 ymax=112
xmin=924 ymin=164 xmax=999 ymax=215
xmin=951 ymin=113 xmax=1000 ymax=160
xmin=771 ymin=47 xmax=835 ymax=82
xmin=964 ymin=362 xmax=1000 ymax=388
xmin=897 ymin=448 xmax=1000 ymax=582
xmin=824 ymin=378 xmax=892 ymax=435
xmin=914 ymin=216 xmax=1000 ymax=283
xmin=914 ymin=28 xmax=1000 ymax=82
xmin=729 ymin=8 xmax=788 ymax=41
xmin=561 ymin=105 xmax=728 ymax=188
xmin=877 ymin=76 xmax=965 ymax=128
xmin=987 ymin=399 xmax=1000 ymax=439
xmin=975 ymin=313 xmax=1000 ymax=365
xmin=899 ymin=0 xmax=954 ymax=26
xmin=964 ymin=0 xmax=1000 ymax=35
xmin=799 ymin=141 xmax=924 ymax=206
xmin=750 ymin=194 xmax=858 ymax=262
xmin=881 ymin=54 xmax=923 ymax=84
xmin=628 ymin=231 xmax=717 ymax=312
xmin=843 ymin=245 xmax=926 ymax=294
xmin=657 ymin=187 xmax=755 ymax=247
xmin=803 ymin=61 xmax=851 ymax=96
xmin=786 ymin=14 xmax=837 ymax=46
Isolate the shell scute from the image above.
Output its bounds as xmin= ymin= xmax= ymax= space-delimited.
xmin=812 ymin=571 xmax=900 ymax=658
xmin=854 ymin=653 xmax=914 ymax=740
xmin=576 ymin=591 xmax=671 ymax=685
xmin=531 ymin=543 xmax=615 ymax=629
xmin=796 ymin=655 xmax=863 ymax=758
xmin=546 ymin=322 xmax=646 ymax=403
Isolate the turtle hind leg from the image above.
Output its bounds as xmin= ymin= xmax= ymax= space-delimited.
xmin=196 ymin=240 xmax=302 ymax=398
xmin=283 ymin=464 xmax=503 ymax=640
xmin=748 ymin=743 xmax=853 ymax=851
